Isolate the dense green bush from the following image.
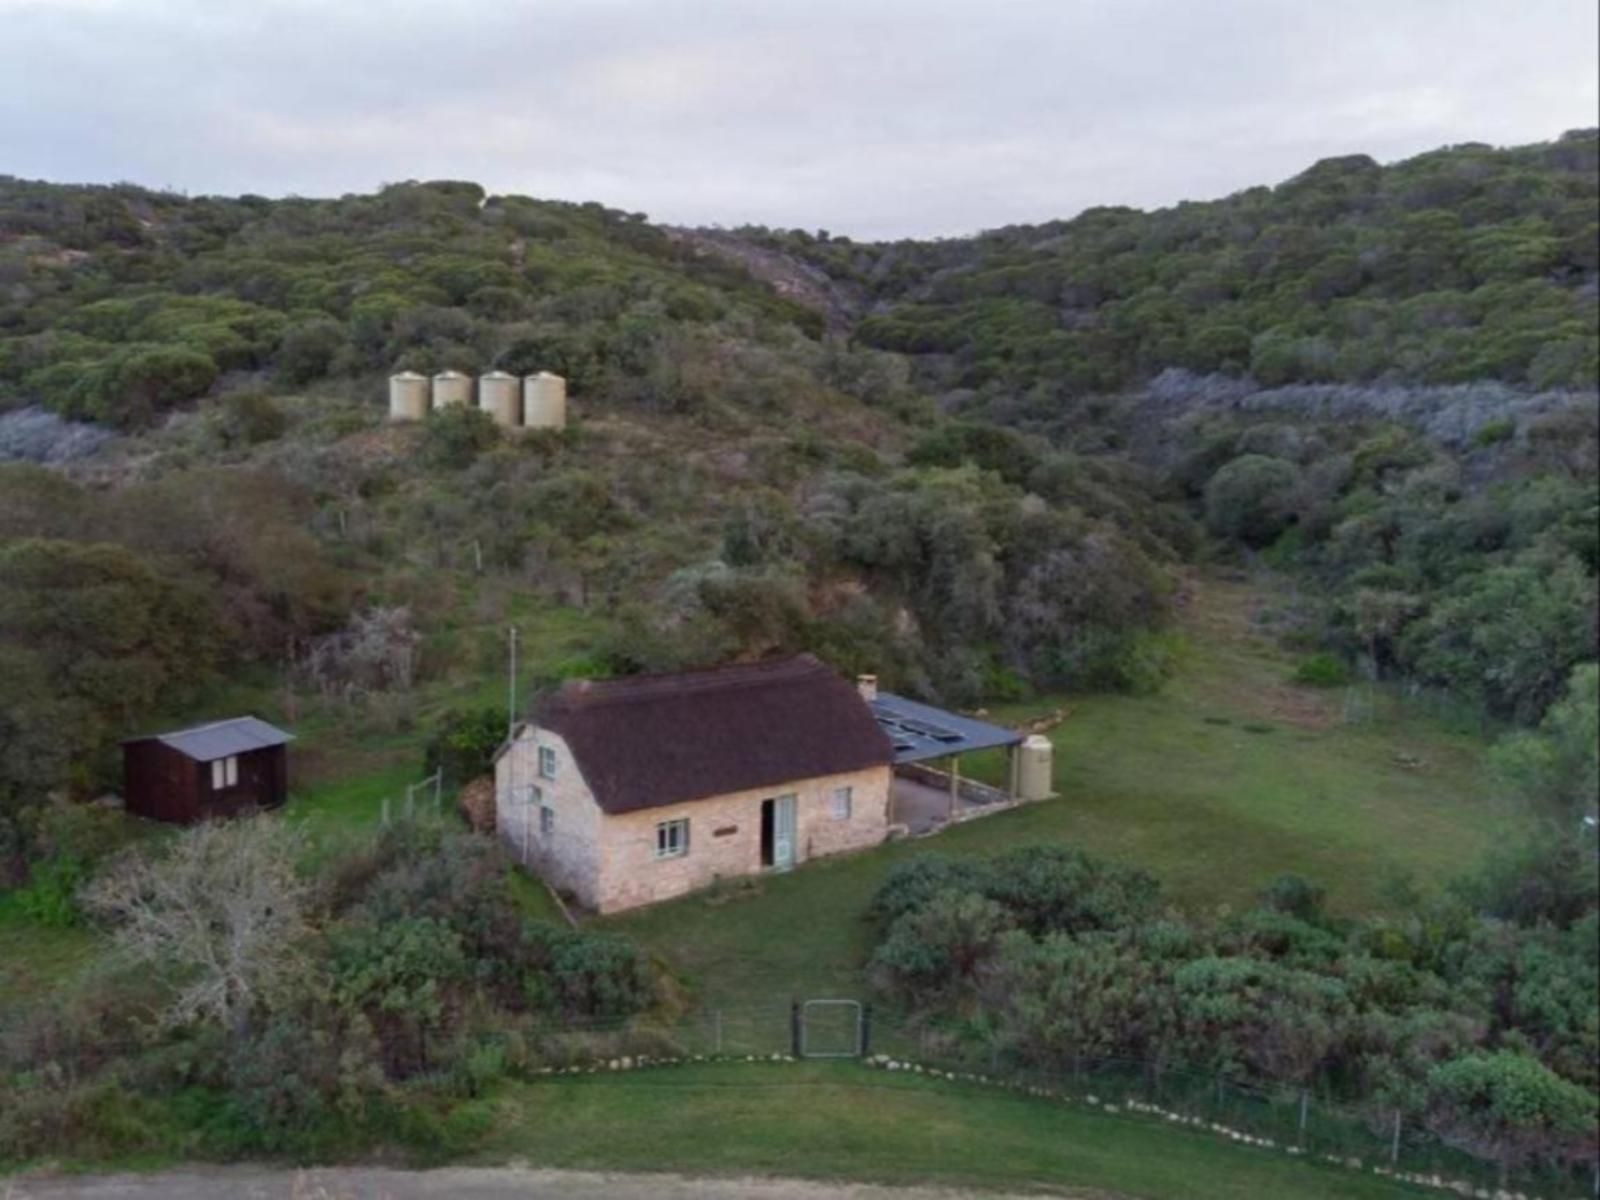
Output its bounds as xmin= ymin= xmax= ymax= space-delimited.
xmin=1204 ymin=455 xmax=1299 ymax=547
xmin=866 ymin=828 xmax=1598 ymax=1179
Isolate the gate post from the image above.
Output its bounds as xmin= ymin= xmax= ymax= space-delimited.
xmin=861 ymin=1004 xmax=873 ymax=1057
xmin=790 ymin=1000 xmax=802 ymax=1057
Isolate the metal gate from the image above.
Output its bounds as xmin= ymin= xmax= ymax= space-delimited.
xmin=797 ymin=999 xmax=863 ymax=1058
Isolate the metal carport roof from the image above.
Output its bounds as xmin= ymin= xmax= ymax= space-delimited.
xmin=868 ymin=692 xmax=1022 ymax=764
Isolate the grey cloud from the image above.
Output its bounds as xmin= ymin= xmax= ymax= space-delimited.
xmin=1 ymin=0 xmax=1594 ymax=238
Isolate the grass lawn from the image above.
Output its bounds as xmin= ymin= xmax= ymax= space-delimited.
xmin=0 ymin=892 xmax=101 ymax=1006
xmin=477 ymin=1061 xmax=1429 ymax=1199
xmin=609 ymin=573 xmax=1511 ymax=1009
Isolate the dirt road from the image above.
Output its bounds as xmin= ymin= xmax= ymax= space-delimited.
xmin=4 ymin=1166 xmax=1090 ymax=1200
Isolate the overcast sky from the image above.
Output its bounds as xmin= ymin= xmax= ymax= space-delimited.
xmin=2 ymin=0 xmax=1596 ymax=239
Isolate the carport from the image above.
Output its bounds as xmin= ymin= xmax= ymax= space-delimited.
xmin=868 ymin=690 xmax=1026 ymax=835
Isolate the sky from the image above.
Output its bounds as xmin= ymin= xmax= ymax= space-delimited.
xmin=1 ymin=0 xmax=1596 ymax=240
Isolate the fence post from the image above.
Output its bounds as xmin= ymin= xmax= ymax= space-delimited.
xmin=1390 ymin=1109 xmax=1401 ymax=1166
xmin=861 ymin=1004 xmax=873 ymax=1058
xmin=1298 ymin=1090 xmax=1309 ymax=1148
xmin=790 ymin=1000 xmax=802 ymax=1058
xmin=714 ymin=1010 xmax=723 ymax=1055
xmin=381 ymin=796 xmax=390 ymax=827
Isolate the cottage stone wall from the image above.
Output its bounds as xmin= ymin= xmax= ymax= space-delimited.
xmin=495 ymin=726 xmax=603 ymax=906
xmin=594 ymin=764 xmax=891 ymax=913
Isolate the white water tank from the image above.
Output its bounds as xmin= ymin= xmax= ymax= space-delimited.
xmin=522 ymin=371 xmax=567 ymax=430
xmin=431 ymin=370 xmax=472 ymax=409
xmin=388 ymin=371 xmax=429 ymax=421
xmin=478 ymin=371 xmax=520 ymax=427
xmin=1017 ymin=735 xmax=1054 ymax=801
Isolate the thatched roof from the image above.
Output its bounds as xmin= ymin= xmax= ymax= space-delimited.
xmin=530 ymin=655 xmax=892 ymax=815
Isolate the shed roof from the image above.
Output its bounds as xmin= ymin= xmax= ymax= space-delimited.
xmin=126 ymin=716 xmax=294 ymax=763
xmin=869 ymin=692 xmax=1023 ymax=763
xmin=521 ymin=655 xmax=892 ymax=815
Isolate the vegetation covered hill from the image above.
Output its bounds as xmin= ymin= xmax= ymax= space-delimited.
xmin=0 ymin=135 xmax=1596 ymax=1191
xmin=747 ymin=130 xmax=1599 ymax=394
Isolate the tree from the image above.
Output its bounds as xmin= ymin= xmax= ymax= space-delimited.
xmin=1204 ymin=455 xmax=1299 ymax=547
xmin=275 ymin=318 xmax=346 ymax=386
xmin=1426 ymin=1051 xmax=1597 ymax=1182
xmin=1489 ymin=662 xmax=1599 ymax=827
xmin=83 ymin=818 xmax=312 ymax=1036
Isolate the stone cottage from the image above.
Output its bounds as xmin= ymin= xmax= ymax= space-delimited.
xmin=494 ymin=654 xmax=895 ymax=913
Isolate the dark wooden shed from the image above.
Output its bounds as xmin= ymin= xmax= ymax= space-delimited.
xmin=121 ymin=716 xmax=293 ymax=825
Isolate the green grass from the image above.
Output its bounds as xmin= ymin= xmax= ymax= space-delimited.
xmin=610 ymin=575 xmax=1510 ymax=1008
xmin=0 ymin=891 xmax=101 ymax=1005
xmin=476 ymin=1061 xmax=1428 ymax=1199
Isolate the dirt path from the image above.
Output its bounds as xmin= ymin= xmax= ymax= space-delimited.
xmin=4 ymin=1166 xmax=1098 ymax=1200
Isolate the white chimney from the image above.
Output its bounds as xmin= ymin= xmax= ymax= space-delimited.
xmin=857 ymin=674 xmax=878 ymax=702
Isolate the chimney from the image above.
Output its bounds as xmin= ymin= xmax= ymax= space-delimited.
xmin=857 ymin=673 xmax=878 ymax=702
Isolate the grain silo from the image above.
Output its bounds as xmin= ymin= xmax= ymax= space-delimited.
xmin=522 ymin=371 xmax=567 ymax=430
xmin=478 ymin=371 xmax=520 ymax=428
xmin=431 ymin=369 xmax=473 ymax=409
xmin=387 ymin=371 xmax=429 ymax=421
xmin=1017 ymin=735 xmax=1055 ymax=801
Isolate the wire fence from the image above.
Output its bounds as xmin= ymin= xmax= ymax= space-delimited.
xmin=494 ymin=1002 xmax=1596 ymax=1200
xmin=4 ymin=996 xmax=1594 ymax=1197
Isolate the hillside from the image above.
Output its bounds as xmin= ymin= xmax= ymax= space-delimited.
xmin=1 ymin=140 xmax=1596 ymax=1194
xmin=743 ymin=130 xmax=1600 ymax=396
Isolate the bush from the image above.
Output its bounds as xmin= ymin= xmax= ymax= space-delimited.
xmin=276 ymin=318 xmax=347 ymax=385
xmin=1204 ymin=454 xmax=1300 ymax=547
xmin=869 ymin=890 xmax=1013 ymax=1005
xmin=1293 ymin=653 xmax=1352 ymax=687
xmin=984 ymin=845 xmax=1161 ymax=937
xmin=214 ymin=388 xmax=288 ymax=447
xmin=418 ymin=406 xmax=499 ymax=470
xmin=14 ymin=853 xmax=88 ymax=926
xmin=867 ymin=853 xmax=995 ymax=928
xmin=422 ymin=707 xmax=508 ymax=789
xmin=526 ymin=925 xmax=656 ymax=1019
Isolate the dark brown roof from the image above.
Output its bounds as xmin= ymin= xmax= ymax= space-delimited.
xmin=531 ymin=654 xmax=893 ymax=815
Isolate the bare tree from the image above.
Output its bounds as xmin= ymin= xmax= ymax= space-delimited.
xmin=83 ymin=817 xmax=311 ymax=1036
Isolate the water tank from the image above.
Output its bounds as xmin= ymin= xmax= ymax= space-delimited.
xmin=387 ymin=371 xmax=429 ymax=421
xmin=522 ymin=371 xmax=567 ymax=430
xmin=478 ymin=371 xmax=520 ymax=427
xmin=431 ymin=370 xmax=472 ymax=409
xmin=1017 ymin=735 xmax=1054 ymax=801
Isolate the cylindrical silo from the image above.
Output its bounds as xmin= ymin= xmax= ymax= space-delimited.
xmin=478 ymin=370 xmax=520 ymax=428
xmin=388 ymin=371 xmax=429 ymax=421
xmin=431 ymin=369 xmax=473 ymax=409
xmin=1017 ymin=735 xmax=1055 ymax=801
xmin=522 ymin=371 xmax=567 ymax=430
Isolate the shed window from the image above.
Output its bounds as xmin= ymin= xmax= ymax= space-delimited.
xmin=656 ymin=818 xmax=689 ymax=859
xmin=831 ymin=785 xmax=853 ymax=819
xmin=539 ymin=805 xmax=554 ymax=836
xmin=537 ymin=746 xmax=557 ymax=779
xmin=211 ymin=756 xmax=238 ymax=790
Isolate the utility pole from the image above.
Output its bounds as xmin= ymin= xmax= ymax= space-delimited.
xmin=508 ymin=624 xmax=520 ymax=737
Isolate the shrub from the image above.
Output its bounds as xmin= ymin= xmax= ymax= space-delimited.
xmin=418 ymin=405 xmax=499 ymax=470
xmin=527 ymin=925 xmax=655 ymax=1019
xmin=422 ymin=707 xmax=508 ymax=788
xmin=867 ymin=853 xmax=995 ymax=928
xmin=1293 ymin=652 xmax=1352 ymax=687
xmin=869 ymin=890 xmax=1013 ymax=1006
xmin=1203 ymin=454 xmax=1299 ymax=547
xmin=14 ymin=853 xmax=88 ymax=926
xmin=276 ymin=318 xmax=347 ymax=386
xmin=984 ymin=845 xmax=1161 ymax=937
xmin=214 ymin=388 xmax=288 ymax=447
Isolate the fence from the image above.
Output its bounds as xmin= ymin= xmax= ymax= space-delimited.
xmin=1 ymin=996 xmax=1592 ymax=1198
xmin=491 ymin=1003 xmax=1595 ymax=1200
